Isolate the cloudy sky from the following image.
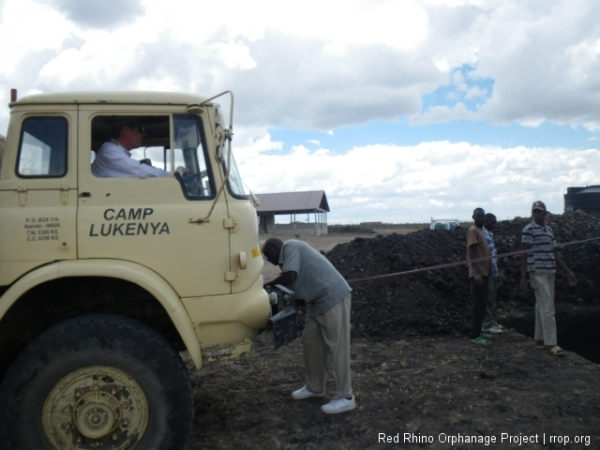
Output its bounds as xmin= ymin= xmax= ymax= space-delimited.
xmin=1 ymin=0 xmax=599 ymax=223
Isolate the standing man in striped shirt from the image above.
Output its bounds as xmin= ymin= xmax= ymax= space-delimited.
xmin=520 ymin=201 xmax=577 ymax=356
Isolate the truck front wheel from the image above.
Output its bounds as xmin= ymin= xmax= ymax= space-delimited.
xmin=0 ymin=314 xmax=193 ymax=450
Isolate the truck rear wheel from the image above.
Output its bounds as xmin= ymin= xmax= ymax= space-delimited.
xmin=0 ymin=314 xmax=193 ymax=450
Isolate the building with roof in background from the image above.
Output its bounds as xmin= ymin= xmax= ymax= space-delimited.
xmin=255 ymin=190 xmax=330 ymax=236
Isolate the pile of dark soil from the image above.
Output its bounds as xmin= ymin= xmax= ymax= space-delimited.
xmin=325 ymin=211 xmax=600 ymax=358
xmin=328 ymin=225 xmax=376 ymax=234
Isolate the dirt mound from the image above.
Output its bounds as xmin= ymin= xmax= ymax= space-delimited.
xmin=325 ymin=210 xmax=600 ymax=341
xmin=328 ymin=225 xmax=376 ymax=234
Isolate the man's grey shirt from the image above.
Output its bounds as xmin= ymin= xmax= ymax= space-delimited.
xmin=278 ymin=240 xmax=351 ymax=317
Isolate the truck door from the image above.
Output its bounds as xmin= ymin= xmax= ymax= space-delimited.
xmin=76 ymin=108 xmax=231 ymax=297
xmin=0 ymin=110 xmax=78 ymax=286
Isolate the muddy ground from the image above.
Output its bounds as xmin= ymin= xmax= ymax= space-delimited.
xmin=183 ymin=219 xmax=600 ymax=449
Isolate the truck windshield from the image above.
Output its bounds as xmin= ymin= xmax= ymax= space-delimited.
xmin=212 ymin=104 xmax=248 ymax=198
xmin=222 ymin=145 xmax=248 ymax=198
xmin=173 ymin=114 xmax=214 ymax=199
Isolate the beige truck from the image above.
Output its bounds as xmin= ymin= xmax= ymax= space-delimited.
xmin=0 ymin=90 xmax=275 ymax=449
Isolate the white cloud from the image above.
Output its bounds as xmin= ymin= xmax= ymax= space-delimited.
xmin=234 ymin=128 xmax=283 ymax=158
xmin=0 ymin=0 xmax=599 ymax=224
xmin=410 ymin=102 xmax=480 ymax=124
xmin=38 ymin=0 xmax=145 ymax=29
xmin=474 ymin=0 xmax=600 ymax=128
xmin=235 ymin=134 xmax=600 ymax=223
xmin=465 ymin=86 xmax=487 ymax=99
xmin=213 ymin=40 xmax=257 ymax=70
xmin=417 ymin=0 xmax=600 ymax=128
xmin=2 ymin=0 xmax=598 ymax=133
xmin=0 ymin=0 xmax=447 ymax=132
xmin=0 ymin=0 xmax=73 ymax=76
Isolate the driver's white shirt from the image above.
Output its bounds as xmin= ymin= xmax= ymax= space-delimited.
xmin=92 ymin=140 xmax=171 ymax=178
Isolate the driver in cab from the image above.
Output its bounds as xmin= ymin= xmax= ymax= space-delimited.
xmin=92 ymin=118 xmax=187 ymax=178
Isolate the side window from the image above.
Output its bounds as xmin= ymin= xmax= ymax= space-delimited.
xmin=87 ymin=114 xmax=213 ymax=198
xmin=17 ymin=117 xmax=68 ymax=177
xmin=90 ymin=115 xmax=171 ymax=177
xmin=173 ymin=114 xmax=214 ymax=199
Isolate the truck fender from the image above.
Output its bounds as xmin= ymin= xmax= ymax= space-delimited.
xmin=0 ymin=259 xmax=203 ymax=369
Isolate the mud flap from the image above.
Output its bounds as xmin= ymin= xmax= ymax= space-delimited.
xmin=269 ymin=308 xmax=298 ymax=349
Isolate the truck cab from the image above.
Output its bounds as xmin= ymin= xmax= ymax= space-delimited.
xmin=0 ymin=91 xmax=271 ymax=450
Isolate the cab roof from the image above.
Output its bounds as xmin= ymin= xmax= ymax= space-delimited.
xmin=10 ymin=91 xmax=210 ymax=107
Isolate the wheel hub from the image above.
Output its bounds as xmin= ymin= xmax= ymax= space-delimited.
xmin=74 ymin=391 xmax=120 ymax=439
xmin=42 ymin=366 xmax=149 ymax=450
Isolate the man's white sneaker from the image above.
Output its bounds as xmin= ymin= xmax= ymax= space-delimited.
xmin=321 ymin=396 xmax=356 ymax=414
xmin=291 ymin=386 xmax=324 ymax=400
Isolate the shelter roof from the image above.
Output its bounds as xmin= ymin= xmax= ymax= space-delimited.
xmin=255 ymin=190 xmax=330 ymax=214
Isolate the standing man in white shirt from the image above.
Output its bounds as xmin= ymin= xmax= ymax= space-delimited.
xmin=92 ymin=119 xmax=185 ymax=178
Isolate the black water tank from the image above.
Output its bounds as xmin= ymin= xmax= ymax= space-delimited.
xmin=564 ymin=185 xmax=600 ymax=215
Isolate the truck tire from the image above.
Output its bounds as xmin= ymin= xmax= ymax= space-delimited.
xmin=0 ymin=313 xmax=193 ymax=450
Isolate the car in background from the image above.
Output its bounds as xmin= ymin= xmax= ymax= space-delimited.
xmin=430 ymin=218 xmax=460 ymax=231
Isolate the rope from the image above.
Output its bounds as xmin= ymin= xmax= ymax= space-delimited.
xmin=346 ymin=236 xmax=600 ymax=285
